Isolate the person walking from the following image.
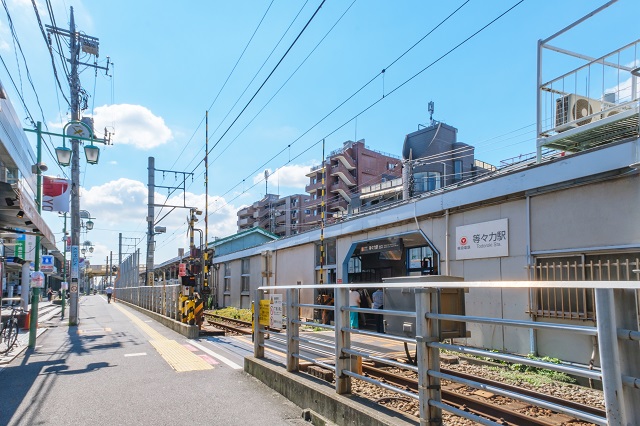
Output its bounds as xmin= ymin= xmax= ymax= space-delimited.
xmin=349 ymin=289 xmax=361 ymax=329
xmin=47 ymin=288 xmax=53 ymax=302
xmin=371 ymin=288 xmax=384 ymax=333
xmin=106 ymin=286 xmax=113 ymax=303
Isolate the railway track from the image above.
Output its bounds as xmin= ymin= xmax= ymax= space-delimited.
xmin=204 ymin=313 xmax=252 ymax=335
xmin=361 ymin=364 xmax=604 ymax=426
xmin=201 ymin=315 xmax=603 ymax=424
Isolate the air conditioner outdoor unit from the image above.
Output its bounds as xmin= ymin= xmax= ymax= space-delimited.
xmin=555 ymin=95 xmax=601 ymax=131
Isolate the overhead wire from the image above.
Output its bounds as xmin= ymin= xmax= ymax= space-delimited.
xmin=168 ymin=0 xmax=277 ymax=170
xmin=154 ymin=0 xmax=328 ymax=243
xmin=204 ymin=0 xmax=527 ymax=219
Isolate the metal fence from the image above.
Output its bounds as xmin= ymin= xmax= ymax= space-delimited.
xmin=528 ymin=256 xmax=639 ymax=321
xmin=116 ymin=283 xmax=181 ymax=321
xmin=254 ymin=280 xmax=640 ymax=426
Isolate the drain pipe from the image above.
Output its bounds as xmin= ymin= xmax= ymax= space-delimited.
xmin=526 ymin=195 xmax=537 ymax=356
xmin=445 ymin=209 xmax=450 ymax=276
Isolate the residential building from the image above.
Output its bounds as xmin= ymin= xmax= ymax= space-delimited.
xmin=237 ymin=193 xmax=305 ymax=237
xmin=303 ymin=139 xmax=402 ymax=227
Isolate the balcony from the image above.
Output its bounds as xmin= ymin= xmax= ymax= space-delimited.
xmin=329 ymin=180 xmax=352 ymax=203
xmin=303 ymin=197 xmax=323 ymax=210
xmin=332 ymin=151 xmax=356 ymax=170
xmin=328 ymin=199 xmax=348 ymax=212
xmin=238 ymin=217 xmax=250 ymax=226
xmin=305 ymin=180 xmax=325 ymax=194
xmin=330 ymin=162 xmax=357 ymax=186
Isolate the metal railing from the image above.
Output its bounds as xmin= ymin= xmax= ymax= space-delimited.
xmin=116 ymin=283 xmax=181 ymax=321
xmin=253 ymin=280 xmax=639 ymax=426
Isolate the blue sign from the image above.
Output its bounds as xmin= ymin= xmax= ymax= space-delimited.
xmin=71 ymin=245 xmax=79 ymax=279
xmin=41 ymin=254 xmax=54 ymax=273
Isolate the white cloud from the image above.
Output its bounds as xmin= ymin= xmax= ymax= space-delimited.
xmin=90 ymin=104 xmax=173 ymax=150
xmin=606 ymin=77 xmax=640 ymax=104
xmin=79 ymin=178 xmax=240 ymax=262
xmin=252 ymin=163 xmax=313 ymax=193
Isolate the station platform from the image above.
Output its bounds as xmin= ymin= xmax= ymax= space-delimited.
xmin=0 ymin=295 xmax=308 ymax=426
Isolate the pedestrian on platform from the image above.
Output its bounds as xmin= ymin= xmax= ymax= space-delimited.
xmin=349 ymin=289 xmax=361 ymax=329
xmin=47 ymin=288 xmax=53 ymax=302
xmin=106 ymin=286 xmax=113 ymax=303
xmin=372 ymin=288 xmax=384 ymax=333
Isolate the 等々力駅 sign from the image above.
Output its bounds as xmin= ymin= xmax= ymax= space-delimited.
xmin=455 ymin=218 xmax=509 ymax=260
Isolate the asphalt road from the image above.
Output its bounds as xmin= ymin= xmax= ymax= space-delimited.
xmin=0 ymin=295 xmax=307 ymax=426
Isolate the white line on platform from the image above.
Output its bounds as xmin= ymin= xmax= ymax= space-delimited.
xmin=187 ymin=340 xmax=242 ymax=370
xmin=124 ymin=352 xmax=147 ymax=357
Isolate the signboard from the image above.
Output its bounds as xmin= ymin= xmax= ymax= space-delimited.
xmin=70 ymin=284 xmax=78 ymax=293
xmin=269 ymin=294 xmax=283 ymax=329
xmin=61 ymin=282 xmax=68 ymax=290
xmin=456 ymin=218 xmax=509 ymax=260
xmin=41 ymin=254 xmax=54 ymax=273
xmin=15 ymin=234 xmax=25 ymax=259
xmin=258 ymin=300 xmax=270 ymax=326
xmin=30 ymin=271 xmax=45 ymax=288
xmin=71 ymin=245 xmax=79 ymax=279
xmin=178 ymin=263 xmax=186 ymax=277
xmin=147 ymin=272 xmax=154 ymax=286
xmin=42 ymin=177 xmax=71 ymax=213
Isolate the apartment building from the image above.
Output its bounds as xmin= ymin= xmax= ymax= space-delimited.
xmin=236 ymin=193 xmax=305 ymax=237
xmin=303 ymin=139 xmax=402 ymax=227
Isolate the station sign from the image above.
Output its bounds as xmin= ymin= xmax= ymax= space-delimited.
xmin=456 ymin=218 xmax=509 ymax=260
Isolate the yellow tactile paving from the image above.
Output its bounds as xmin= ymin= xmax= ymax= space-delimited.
xmin=113 ymin=304 xmax=213 ymax=372
xmin=150 ymin=339 xmax=213 ymax=372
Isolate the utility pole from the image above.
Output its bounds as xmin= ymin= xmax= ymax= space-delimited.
xmin=146 ymin=157 xmax=195 ymax=284
xmin=46 ymin=6 xmax=110 ymax=325
xmin=147 ymin=157 xmax=155 ymax=286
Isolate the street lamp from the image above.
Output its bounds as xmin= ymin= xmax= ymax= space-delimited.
xmin=54 ymin=121 xmax=110 ymax=325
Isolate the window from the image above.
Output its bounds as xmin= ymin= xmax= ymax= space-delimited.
xmin=531 ymin=253 xmax=639 ymax=320
xmin=387 ymin=162 xmax=396 ymax=170
xmin=414 ymin=172 xmax=441 ymax=192
xmin=348 ymin=256 xmax=362 ymax=273
xmin=223 ymin=262 xmax=231 ymax=292
xmin=241 ymin=258 xmax=250 ymax=292
xmin=316 ymin=239 xmax=337 ymax=266
xmin=454 ymin=160 xmax=463 ymax=182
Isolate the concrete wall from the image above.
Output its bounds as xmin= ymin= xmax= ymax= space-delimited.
xmin=530 ymin=175 xmax=640 ymax=251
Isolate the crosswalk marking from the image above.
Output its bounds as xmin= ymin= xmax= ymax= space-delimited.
xmin=187 ymin=340 xmax=242 ymax=370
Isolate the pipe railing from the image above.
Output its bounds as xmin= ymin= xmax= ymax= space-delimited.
xmin=253 ymin=281 xmax=638 ymax=426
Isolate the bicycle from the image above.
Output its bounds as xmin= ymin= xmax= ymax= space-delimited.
xmin=1 ymin=304 xmax=23 ymax=355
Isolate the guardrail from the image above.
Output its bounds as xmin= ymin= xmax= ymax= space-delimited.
xmin=254 ymin=280 xmax=639 ymax=426
xmin=116 ymin=283 xmax=181 ymax=321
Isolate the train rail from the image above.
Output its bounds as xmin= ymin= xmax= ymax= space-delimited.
xmin=204 ymin=313 xmax=252 ymax=335
xmin=361 ymin=364 xmax=604 ymax=426
xmin=201 ymin=318 xmax=604 ymax=425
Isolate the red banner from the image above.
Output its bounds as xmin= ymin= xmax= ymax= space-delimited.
xmin=42 ymin=176 xmax=71 ymax=213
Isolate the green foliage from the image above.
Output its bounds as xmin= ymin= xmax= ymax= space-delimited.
xmin=467 ymin=351 xmax=576 ymax=384
xmin=212 ymin=307 xmax=253 ymax=322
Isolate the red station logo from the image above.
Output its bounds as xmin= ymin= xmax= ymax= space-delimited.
xmin=460 ymin=237 xmax=467 ymax=245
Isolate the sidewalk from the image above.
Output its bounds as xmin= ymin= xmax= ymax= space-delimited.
xmin=0 ymin=299 xmax=61 ymax=364
xmin=0 ymin=295 xmax=307 ymax=426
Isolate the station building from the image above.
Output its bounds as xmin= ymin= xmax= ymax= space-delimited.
xmin=208 ymin=33 xmax=640 ymax=366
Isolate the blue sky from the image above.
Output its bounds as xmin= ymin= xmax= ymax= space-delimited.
xmin=0 ymin=0 xmax=637 ymax=265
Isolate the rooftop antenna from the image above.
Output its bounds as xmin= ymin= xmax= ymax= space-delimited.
xmin=428 ymin=101 xmax=435 ymax=126
xmin=264 ymin=169 xmax=270 ymax=196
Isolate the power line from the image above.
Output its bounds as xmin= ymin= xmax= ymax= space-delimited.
xmin=169 ymin=0 xmax=277 ymax=170
xmin=204 ymin=0 xmax=527 ymax=219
